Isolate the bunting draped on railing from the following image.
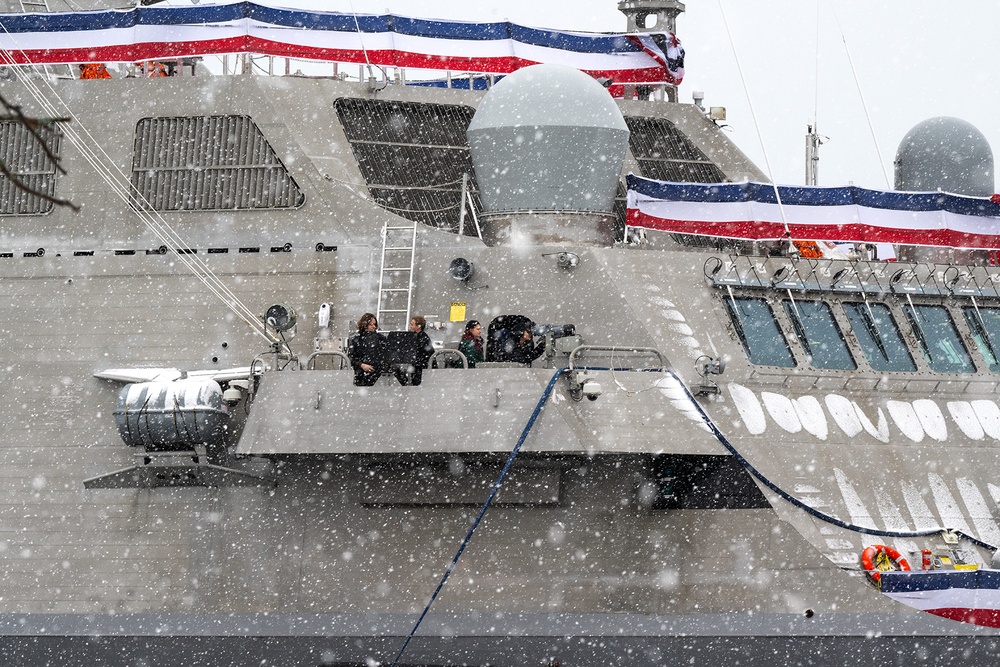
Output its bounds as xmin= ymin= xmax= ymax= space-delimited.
xmin=0 ymin=1 xmax=683 ymax=86
xmin=626 ymin=174 xmax=1000 ymax=250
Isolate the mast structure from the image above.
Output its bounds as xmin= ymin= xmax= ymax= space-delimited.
xmin=805 ymin=123 xmax=825 ymax=185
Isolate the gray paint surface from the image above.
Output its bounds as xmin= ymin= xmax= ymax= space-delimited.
xmin=0 ymin=68 xmax=997 ymax=666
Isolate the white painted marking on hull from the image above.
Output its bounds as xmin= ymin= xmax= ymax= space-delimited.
xmin=825 ymin=394 xmax=862 ymax=437
xmin=913 ymin=399 xmax=948 ymax=442
xmin=972 ymin=400 xmax=1000 ymax=441
xmin=956 ymin=478 xmax=1000 ymax=546
xmin=928 ymin=473 xmax=973 ymax=534
xmin=728 ymin=383 xmax=766 ymax=435
xmin=761 ymin=392 xmax=801 ymax=433
xmin=834 ymin=468 xmax=877 ymax=529
xmin=948 ymin=401 xmax=985 ymax=440
xmin=792 ymin=396 xmax=828 ymax=440
xmin=901 ymin=480 xmax=940 ymax=531
xmin=887 ymin=400 xmax=924 ymax=442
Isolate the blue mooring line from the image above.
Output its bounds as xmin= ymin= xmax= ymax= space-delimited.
xmin=391 ymin=365 xmax=997 ymax=666
xmin=389 ymin=368 xmax=566 ymax=667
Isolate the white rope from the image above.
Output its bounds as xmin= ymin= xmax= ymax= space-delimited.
xmin=825 ymin=0 xmax=891 ymax=189
xmin=0 ymin=32 xmax=274 ymax=344
xmin=716 ymin=0 xmax=795 ymax=253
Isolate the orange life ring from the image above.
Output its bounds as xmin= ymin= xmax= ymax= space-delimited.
xmin=861 ymin=544 xmax=911 ymax=582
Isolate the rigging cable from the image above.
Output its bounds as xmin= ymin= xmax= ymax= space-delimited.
xmin=825 ymin=0 xmax=892 ymax=189
xmin=716 ymin=0 xmax=795 ymax=253
xmin=390 ymin=368 xmax=566 ymax=667
xmin=0 ymin=24 xmax=278 ymax=345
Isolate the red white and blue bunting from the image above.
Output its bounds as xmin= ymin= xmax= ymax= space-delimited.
xmin=0 ymin=1 xmax=682 ymax=86
xmin=626 ymin=174 xmax=1000 ymax=250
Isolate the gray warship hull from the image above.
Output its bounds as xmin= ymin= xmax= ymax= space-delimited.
xmin=1 ymin=50 xmax=1000 ymax=666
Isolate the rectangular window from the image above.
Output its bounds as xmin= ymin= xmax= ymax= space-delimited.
xmin=902 ymin=303 xmax=975 ymax=373
xmin=963 ymin=306 xmax=1000 ymax=372
xmin=724 ymin=296 xmax=795 ymax=367
xmin=843 ymin=302 xmax=916 ymax=372
xmin=783 ymin=300 xmax=856 ymax=370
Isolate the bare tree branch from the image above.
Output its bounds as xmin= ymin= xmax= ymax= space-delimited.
xmin=0 ymin=156 xmax=79 ymax=212
xmin=0 ymin=91 xmax=69 ymax=175
xmin=0 ymin=90 xmax=77 ymax=211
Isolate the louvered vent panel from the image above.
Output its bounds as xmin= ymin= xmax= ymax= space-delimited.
xmin=130 ymin=115 xmax=304 ymax=212
xmin=0 ymin=121 xmax=61 ymax=216
xmin=334 ymin=98 xmax=482 ymax=235
xmin=625 ymin=115 xmax=727 ymax=184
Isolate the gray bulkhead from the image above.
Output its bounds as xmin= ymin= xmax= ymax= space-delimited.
xmin=0 ymin=71 xmax=993 ymax=663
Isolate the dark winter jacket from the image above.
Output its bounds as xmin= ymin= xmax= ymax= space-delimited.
xmin=504 ymin=336 xmax=546 ymax=365
xmin=348 ymin=330 xmax=388 ymax=386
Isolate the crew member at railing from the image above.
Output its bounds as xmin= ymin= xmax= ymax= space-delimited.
xmin=392 ymin=315 xmax=434 ymax=385
xmin=79 ymin=63 xmax=111 ymax=79
xmin=458 ymin=320 xmax=485 ymax=368
xmin=348 ymin=313 xmax=387 ymax=386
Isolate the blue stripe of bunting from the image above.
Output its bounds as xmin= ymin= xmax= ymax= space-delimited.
xmin=878 ymin=569 xmax=1000 ymax=594
xmin=626 ymin=174 xmax=1000 ymax=218
xmin=0 ymin=2 xmax=645 ymax=54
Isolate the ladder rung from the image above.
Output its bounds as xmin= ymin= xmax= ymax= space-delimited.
xmin=380 ymin=288 xmax=410 ymax=292
xmin=384 ymin=247 xmax=415 ymax=251
xmin=383 ymin=268 xmax=412 ymax=272
xmin=385 ymin=225 xmax=417 ymax=230
xmin=379 ymin=309 xmax=408 ymax=313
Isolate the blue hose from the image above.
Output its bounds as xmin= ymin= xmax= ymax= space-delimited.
xmin=389 ymin=368 xmax=566 ymax=667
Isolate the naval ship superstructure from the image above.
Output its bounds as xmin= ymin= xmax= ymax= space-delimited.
xmin=2 ymin=1 xmax=1000 ymax=665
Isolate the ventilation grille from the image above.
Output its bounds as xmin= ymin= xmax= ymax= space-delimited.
xmin=130 ymin=115 xmax=304 ymax=212
xmin=0 ymin=121 xmax=62 ymax=216
xmin=625 ymin=115 xmax=728 ymax=183
xmin=335 ymin=98 xmax=482 ymax=235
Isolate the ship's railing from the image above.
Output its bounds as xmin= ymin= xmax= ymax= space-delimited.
xmin=705 ymin=254 xmax=1000 ymax=299
xmin=304 ymin=351 xmax=350 ymax=371
xmin=429 ymin=349 xmax=468 ymax=369
xmin=568 ymin=345 xmax=670 ymax=370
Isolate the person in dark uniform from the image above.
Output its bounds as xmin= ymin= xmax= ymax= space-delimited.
xmin=502 ymin=325 xmax=546 ymax=365
xmin=348 ymin=313 xmax=387 ymax=386
xmin=393 ymin=315 xmax=435 ymax=385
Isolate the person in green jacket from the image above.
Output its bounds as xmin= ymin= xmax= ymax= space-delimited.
xmin=458 ymin=320 xmax=484 ymax=368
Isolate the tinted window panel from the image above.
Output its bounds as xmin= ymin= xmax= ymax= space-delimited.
xmin=963 ymin=306 xmax=1000 ymax=373
xmin=783 ymin=300 xmax=856 ymax=370
xmin=843 ymin=303 xmax=916 ymax=372
xmin=724 ymin=297 xmax=795 ymax=367
xmin=903 ymin=304 xmax=975 ymax=373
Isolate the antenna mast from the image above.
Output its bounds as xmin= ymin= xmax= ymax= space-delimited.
xmin=805 ymin=123 xmax=825 ymax=185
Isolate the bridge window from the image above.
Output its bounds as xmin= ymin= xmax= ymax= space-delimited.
xmin=843 ymin=302 xmax=916 ymax=372
xmin=902 ymin=303 xmax=975 ymax=373
xmin=724 ymin=296 xmax=795 ymax=367
xmin=963 ymin=306 xmax=1000 ymax=373
xmin=783 ymin=300 xmax=856 ymax=370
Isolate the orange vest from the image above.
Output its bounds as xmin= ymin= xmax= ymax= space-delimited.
xmin=79 ymin=63 xmax=111 ymax=80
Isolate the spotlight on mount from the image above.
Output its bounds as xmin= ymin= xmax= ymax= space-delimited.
xmin=696 ymin=355 xmax=727 ymax=376
xmin=694 ymin=354 xmax=727 ymax=398
xmin=542 ymin=251 xmax=580 ymax=270
xmin=448 ymin=257 xmax=475 ymax=282
xmin=265 ymin=303 xmax=297 ymax=333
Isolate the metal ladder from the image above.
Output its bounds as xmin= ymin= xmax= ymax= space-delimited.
xmin=376 ymin=220 xmax=417 ymax=331
xmin=19 ymin=0 xmax=76 ymax=81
